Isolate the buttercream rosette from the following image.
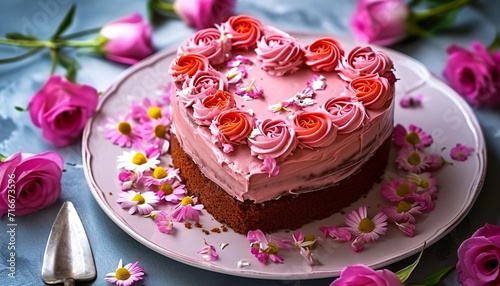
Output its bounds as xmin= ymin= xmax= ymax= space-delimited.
xmin=169 ymin=53 xmax=210 ymax=84
xmin=181 ymin=26 xmax=232 ymax=65
xmin=303 ymin=37 xmax=344 ymax=72
xmin=337 ymin=46 xmax=395 ymax=84
xmin=292 ymin=111 xmax=338 ymax=148
xmin=345 ymin=74 xmax=394 ymax=110
xmin=179 ymin=69 xmax=228 ymax=107
xmin=248 ymin=118 xmax=298 ymax=161
xmin=255 ymin=34 xmax=304 ymax=76
xmin=193 ymin=90 xmax=236 ymax=126
xmin=321 ymin=95 xmax=367 ymax=133
xmin=223 ymin=15 xmax=264 ymax=50
xmin=210 ymin=108 xmax=255 ymax=153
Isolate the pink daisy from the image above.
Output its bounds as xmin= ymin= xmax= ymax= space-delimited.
xmin=130 ymin=97 xmax=170 ymax=124
xmin=198 ymin=239 xmax=218 ymax=262
xmin=104 ymin=115 xmax=142 ymax=148
xmin=156 ymin=180 xmax=186 ymax=204
xmin=399 ymin=94 xmax=423 ymax=108
xmin=380 ymin=179 xmax=417 ymax=202
xmin=407 ymin=172 xmax=438 ymax=191
xmin=105 ymin=259 xmax=144 ymax=286
xmin=426 ymin=153 xmax=447 ymax=171
xmin=169 ymin=196 xmax=204 ymax=222
xmin=118 ymin=170 xmax=140 ymax=191
xmin=395 ymin=221 xmax=416 ymax=237
xmin=319 ymin=225 xmax=352 ymax=242
xmin=412 ymin=187 xmax=438 ymax=212
xmin=394 ymin=124 xmax=433 ymax=149
xmin=344 ymin=206 xmax=388 ymax=252
xmin=383 ymin=201 xmax=423 ymax=223
xmin=138 ymin=117 xmax=171 ymax=143
xmin=142 ymin=166 xmax=181 ymax=187
xmin=395 ymin=146 xmax=431 ymax=173
xmin=247 ymin=229 xmax=284 ymax=264
xmin=117 ymin=190 xmax=160 ymax=215
xmin=150 ymin=211 xmax=173 ymax=233
xmin=450 ymin=143 xmax=474 ymax=161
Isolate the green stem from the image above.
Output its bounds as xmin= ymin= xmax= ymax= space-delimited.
xmin=413 ymin=0 xmax=475 ymax=21
xmin=49 ymin=48 xmax=58 ymax=75
xmin=155 ymin=1 xmax=175 ymax=13
xmin=0 ymin=47 xmax=43 ymax=64
xmin=57 ymin=39 xmax=101 ymax=48
xmin=0 ymin=38 xmax=55 ymax=48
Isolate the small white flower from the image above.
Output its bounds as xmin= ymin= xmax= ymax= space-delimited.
xmin=117 ymin=150 xmax=160 ymax=173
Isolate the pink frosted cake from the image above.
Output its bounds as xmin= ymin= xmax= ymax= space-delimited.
xmin=169 ymin=15 xmax=396 ymax=234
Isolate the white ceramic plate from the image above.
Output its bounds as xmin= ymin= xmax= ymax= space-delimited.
xmin=82 ymin=34 xmax=486 ymax=279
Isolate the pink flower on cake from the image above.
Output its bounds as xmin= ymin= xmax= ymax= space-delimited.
xmin=223 ymin=15 xmax=264 ymax=50
xmin=395 ymin=146 xmax=431 ymax=173
xmin=255 ymin=34 xmax=304 ymax=76
xmin=198 ymin=239 xmax=219 ymax=261
xmin=248 ymin=118 xmax=298 ymax=160
xmin=104 ymin=115 xmax=142 ymax=148
xmin=181 ymin=25 xmax=232 ymax=65
xmin=443 ymin=42 xmax=500 ymax=108
xmin=330 ymin=264 xmax=403 ymax=286
xmin=292 ymin=111 xmax=338 ymax=148
xmin=247 ymin=229 xmax=284 ymax=264
xmin=303 ymin=37 xmax=344 ymax=72
xmin=193 ymin=90 xmax=236 ymax=125
xmin=351 ymin=0 xmax=409 ymax=46
xmin=29 ymin=75 xmax=98 ymax=147
xmin=306 ymin=75 xmax=327 ymax=91
xmin=130 ymin=97 xmax=170 ymax=124
xmin=99 ymin=14 xmax=153 ymax=65
xmin=321 ymin=95 xmax=367 ymax=133
xmin=383 ymin=200 xmax=422 ymax=224
xmin=457 ymin=224 xmax=500 ymax=286
xmin=169 ymin=196 xmax=204 ymax=222
xmin=260 ymin=157 xmax=279 ymax=177
xmin=393 ymin=124 xmax=433 ymax=149
xmin=117 ymin=190 xmax=160 ymax=215
xmin=118 ymin=170 xmax=139 ymax=191
xmin=380 ymin=179 xmax=416 ymax=202
xmin=225 ymin=65 xmax=248 ymax=84
xmin=105 ymin=259 xmax=144 ymax=286
xmin=450 ymin=143 xmax=474 ymax=161
xmin=337 ymin=46 xmax=395 ymax=84
xmin=319 ymin=225 xmax=352 ymax=242
xmin=117 ymin=149 xmax=160 ymax=174
xmin=180 ymin=69 xmax=228 ymax=107
xmin=210 ymin=108 xmax=255 ymax=153
xmin=344 ymin=206 xmax=388 ymax=252
xmin=0 ymin=151 xmax=63 ymax=217
xmin=227 ymin=55 xmax=252 ymax=67
xmin=174 ymin=0 xmax=235 ymax=30
xmin=169 ymin=53 xmax=210 ymax=83
xmin=235 ymin=78 xmax=263 ymax=100
xmin=150 ymin=211 xmax=173 ymax=233
xmin=345 ymin=74 xmax=393 ymax=110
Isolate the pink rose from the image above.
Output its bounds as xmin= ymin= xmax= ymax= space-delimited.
xmin=182 ymin=26 xmax=232 ymax=65
xmin=29 ymin=75 xmax=99 ymax=147
xmin=223 ymin=15 xmax=264 ymax=50
xmin=248 ymin=119 xmax=298 ymax=160
xmin=255 ymin=34 xmax=304 ymax=76
xmin=210 ymin=108 xmax=255 ymax=153
xmin=292 ymin=111 xmax=338 ymax=148
xmin=351 ymin=0 xmax=409 ymax=46
xmin=345 ymin=74 xmax=394 ymax=110
xmin=457 ymin=224 xmax=500 ymax=286
xmin=321 ymin=95 xmax=367 ymax=133
xmin=0 ymin=152 xmax=64 ymax=216
xmin=174 ymin=0 xmax=235 ymax=30
xmin=169 ymin=53 xmax=210 ymax=84
xmin=303 ymin=37 xmax=344 ymax=72
xmin=331 ymin=264 xmax=403 ymax=286
xmin=443 ymin=42 xmax=500 ymax=108
xmin=99 ymin=14 xmax=154 ymax=65
xmin=337 ymin=46 xmax=395 ymax=84
xmin=192 ymin=90 xmax=235 ymax=125
xmin=179 ymin=69 xmax=228 ymax=107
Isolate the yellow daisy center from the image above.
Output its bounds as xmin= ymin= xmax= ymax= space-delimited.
xmin=117 ymin=121 xmax=132 ymax=135
xmin=265 ymin=243 xmax=279 ymax=255
xmin=420 ymin=179 xmax=429 ymax=189
xmin=407 ymin=152 xmax=421 ymax=166
xmin=405 ymin=131 xmax=421 ymax=146
xmin=154 ymin=124 xmax=166 ymax=139
xmin=153 ymin=166 xmax=167 ymax=179
xmin=304 ymin=234 xmax=317 ymax=249
xmin=148 ymin=107 xmax=162 ymax=119
xmin=181 ymin=196 xmax=194 ymax=206
xmin=358 ymin=217 xmax=375 ymax=233
xmin=115 ymin=267 xmax=131 ymax=280
xmin=131 ymin=193 xmax=145 ymax=205
xmin=132 ymin=152 xmax=147 ymax=165
xmin=397 ymin=201 xmax=412 ymax=213
xmin=159 ymin=183 xmax=173 ymax=195
xmin=396 ymin=183 xmax=411 ymax=197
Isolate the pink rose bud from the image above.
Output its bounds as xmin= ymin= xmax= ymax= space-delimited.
xmin=351 ymin=0 xmax=409 ymax=46
xmin=100 ymin=14 xmax=154 ymax=65
xmin=0 ymin=151 xmax=64 ymax=216
xmin=174 ymin=0 xmax=235 ymax=30
xmin=29 ymin=75 xmax=99 ymax=147
xmin=331 ymin=264 xmax=403 ymax=286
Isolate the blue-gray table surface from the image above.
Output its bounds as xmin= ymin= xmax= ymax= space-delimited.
xmin=1 ymin=0 xmax=499 ymax=285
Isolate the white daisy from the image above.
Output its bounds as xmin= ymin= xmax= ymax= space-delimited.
xmin=117 ymin=150 xmax=160 ymax=173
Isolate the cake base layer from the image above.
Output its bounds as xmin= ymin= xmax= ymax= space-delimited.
xmin=171 ymin=136 xmax=392 ymax=234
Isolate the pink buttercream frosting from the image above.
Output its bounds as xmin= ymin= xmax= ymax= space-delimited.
xmin=210 ymin=108 xmax=255 ymax=153
xmin=248 ymin=118 xmax=298 ymax=161
xmin=304 ymin=37 xmax=344 ymax=72
xmin=179 ymin=69 xmax=228 ymax=107
xmin=345 ymin=74 xmax=393 ymax=110
xmin=169 ymin=53 xmax=210 ymax=84
xmin=336 ymin=46 xmax=395 ymax=83
xmin=192 ymin=90 xmax=236 ymax=126
xmin=292 ymin=111 xmax=338 ymax=148
xmin=181 ymin=26 xmax=232 ymax=65
xmin=255 ymin=34 xmax=304 ymax=76
xmin=321 ymin=95 xmax=367 ymax=133
xmin=223 ymin=15 xmax=264 ymax=50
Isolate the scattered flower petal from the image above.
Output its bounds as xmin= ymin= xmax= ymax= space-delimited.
xmin=198 ymin=239 xmax=218 ymax=261
xmin=450 ymin=143 xmax=474 ymax=161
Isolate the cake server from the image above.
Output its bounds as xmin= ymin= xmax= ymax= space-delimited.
xmin=41 ymin=202 xmax=96 ymax=285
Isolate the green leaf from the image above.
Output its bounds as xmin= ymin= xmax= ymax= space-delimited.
xmin=51 ymin=4 xmax=76 ymax=40
xmin=0 ymin=153 xmax=7 ymax=162
xmin=412 ymin=264 xmax=456 ymax=286
xmin=14 ymin=106 xmax=27 ymax=112
xmin=396 ymin=243 xmax=426 ymax=283
xmin=5 ymin=33 xmax=37 ymax=41
xmin=57 ymin=53 xmax=80 ymax=82
xmin=488 ymin=31 xmax=500 ymax=53
xmin=0 ymin=47 xmax=43 ymax=64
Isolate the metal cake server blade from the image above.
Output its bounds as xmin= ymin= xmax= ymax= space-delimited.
xmin=41 ymin=202 xmax=96 ymax=285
